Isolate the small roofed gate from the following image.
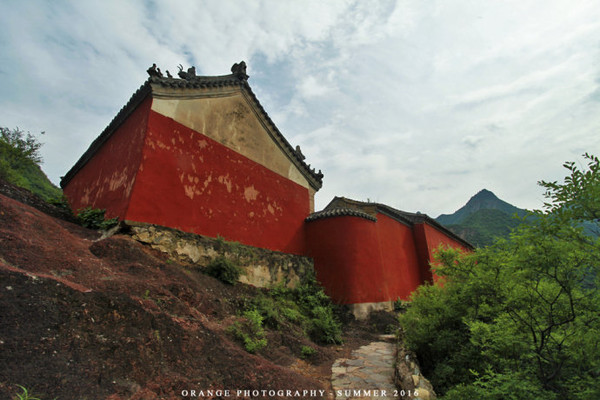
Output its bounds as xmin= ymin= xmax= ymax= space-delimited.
xmin=61 ymin=62 xmax=323 ymax=255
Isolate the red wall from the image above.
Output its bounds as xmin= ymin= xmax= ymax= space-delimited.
xmin=305 ymin=213 xmax=425 ymax=304
xmin=125 ymin=111 xmax=310 ymax=254
xmin=376 ymin=214 xmax=423 ymax=300
xmin=63 ymin=97 xmax=151 ymax=218
xmin=305 ymin=216 xmax=381 ymax=303
xmin=306 ymin=213 xmax=469 ymax=305
xmin=413 ymin=223 xmax=471 ymax=283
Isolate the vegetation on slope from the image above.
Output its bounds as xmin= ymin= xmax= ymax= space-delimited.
xmin=400 ymin=153 xmax=600 ymax=399
xmin=0 ymin=126 xmax=61 ymax=201
xmin=445 ymin=208 xmax=523 ymax=247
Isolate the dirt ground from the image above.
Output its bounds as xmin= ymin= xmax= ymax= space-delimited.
xmin=0 ymin=182 xmax=396 ymax=400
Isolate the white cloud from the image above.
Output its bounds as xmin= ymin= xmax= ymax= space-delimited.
xmin=0 ymin=0 xmax=599 ymax=216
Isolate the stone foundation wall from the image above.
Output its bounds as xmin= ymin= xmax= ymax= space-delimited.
xmin=125 ymin=221 xmax=313 ymax=289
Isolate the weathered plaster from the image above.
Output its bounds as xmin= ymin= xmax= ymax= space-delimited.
xmin=126 ymin=111 xmax=310 ymax=254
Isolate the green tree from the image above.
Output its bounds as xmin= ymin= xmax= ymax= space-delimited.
xmin=0 ymin=127 xmax=43 ymax=168
xmin=399 ymin=153 xmax=600 ymax=399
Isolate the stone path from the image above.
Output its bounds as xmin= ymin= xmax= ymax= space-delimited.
xmin=331 ymin=335 xmax=397 ymax=400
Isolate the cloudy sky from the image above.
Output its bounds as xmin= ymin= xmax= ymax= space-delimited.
xmin=1 ymin=0 xmax=599 ymax=217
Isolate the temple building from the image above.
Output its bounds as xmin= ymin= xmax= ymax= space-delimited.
xmin=61 ymin=62 xmax=322 ymax=255
xmin=61 ymin=62 xmax=471 ymax=317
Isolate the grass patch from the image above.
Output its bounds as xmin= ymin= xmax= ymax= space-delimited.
xmin=12 ymin=385 xmax=42 ymax=400
xmin=301 ymin=345 xmax=317 ymax=359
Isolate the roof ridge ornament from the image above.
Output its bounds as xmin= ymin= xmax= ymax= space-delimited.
xmin=146 ymin=63 xmax=164 ymax=78
xmin=177 ymin=64 xmax=196 ymax=80
xmin=231 ymin=61 xmax=248 ymax=81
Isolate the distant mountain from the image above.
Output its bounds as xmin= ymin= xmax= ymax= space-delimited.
xmin=436 ymin=189 xmax=528 ymax=247
xmin=437 ymin=189 xmax=526 ymax=226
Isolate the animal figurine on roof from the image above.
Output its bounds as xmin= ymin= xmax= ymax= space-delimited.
xmin=146 ymin=63 xmax=163 ymax=77
xmin=231 ymin=61 xmax=248 ymax=80
xmin=177 ymin=64 xmax=196 ymax=80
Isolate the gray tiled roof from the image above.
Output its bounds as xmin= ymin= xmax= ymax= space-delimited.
xmin=305 ymin=207 xmax=377 ymax=222
xmin=307 ymin=196 xmax=473 ymax=249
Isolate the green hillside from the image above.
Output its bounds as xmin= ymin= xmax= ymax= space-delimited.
xmin=445 ymin=208 xmax=523 ymax=248
xmin=1 ymin=161 xmax=62 ymax=201
xmin=0 ymin=127 xmax=62 ymax=201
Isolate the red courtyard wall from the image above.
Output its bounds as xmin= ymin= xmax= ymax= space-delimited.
xmin=125 ymin=111 xmax=310 ymax=254
xmin=306 ymin=213 xmax=468 ymax=305
xmin=375 ymin=214 xmax=424 ymax=301
xmin=306 ymin=213 xmax=424 ymax=304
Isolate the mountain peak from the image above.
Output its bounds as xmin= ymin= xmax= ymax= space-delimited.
xmin=473 ymin=188 xmax=496 ymax=198
xmin=465 ymin=189 xmax=501 ymax=210
xmin=436 ymin=189 xmax=525 ymax=226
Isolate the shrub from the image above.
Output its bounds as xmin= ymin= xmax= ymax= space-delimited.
xmin=240 ymin=274 xmax=343 ymax=345
xmin=295 ymin=273 xmax=343 ymax=344
xmin=0 ymin=127 xmax=43 ymax=166
xmin=0 ymin=126 xmax=62 ymax=200
xmin=309 ymin=305 xmax=343 ymax=345
xmin=204 ymin=256 xmax=243 ymax=285
xmin=76 ymin=207 xmax=118 ymax=230
xmin=301 ymin=345 xmax=317 ymax=359
xmin=393 ymin=297 xmax=409 ymax=311
xmin=47 ymin=194 xmax=73 ymax=215
xmin=228 ymin=309 xmax=268 ymax=353
xmin=399 ymin=154 xmax=600 ymax=397
xmin=250 ymin=290 xmax=307 ymax=329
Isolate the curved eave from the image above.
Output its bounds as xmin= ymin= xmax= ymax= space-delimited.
xmin=379 ymin=205 xmax=473 ymax=249
xmin=305 ymin=208 xmax=377 ymax=222
xmin=322 ymin=197 xmax=473 ymax=249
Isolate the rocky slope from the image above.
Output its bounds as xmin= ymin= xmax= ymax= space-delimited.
xmin=0 ymin=181 xmax=387 ymax=400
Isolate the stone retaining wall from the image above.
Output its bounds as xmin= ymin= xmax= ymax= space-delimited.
xmin=125 ymin=221 xmax=313 ymax=289
xmin=394 ymin=336 xmax=437 ymax=400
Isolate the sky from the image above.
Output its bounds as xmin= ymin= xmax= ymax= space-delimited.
xmin=1 ymin=0 xmax=599 ymax=217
